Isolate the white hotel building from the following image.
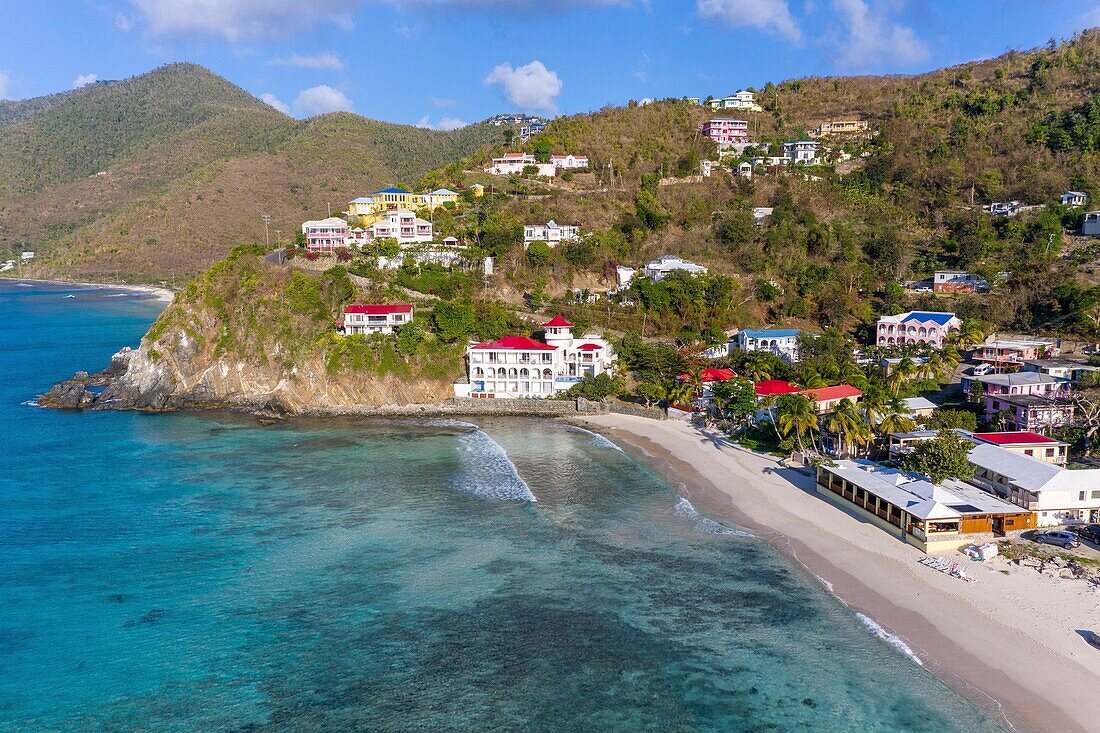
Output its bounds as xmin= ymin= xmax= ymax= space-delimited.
xmin=524 ymin=220 xmax=580 ymax=247
xmin=456 ymin=316 xmax=616 ymax=399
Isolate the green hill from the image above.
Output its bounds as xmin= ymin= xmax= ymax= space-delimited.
xmin=0 ymin=64 xmax=505 ymax=281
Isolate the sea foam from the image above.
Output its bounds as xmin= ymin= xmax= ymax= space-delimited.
xmin=569 ymin=426 xmax=624 ymax=452
xmin=672 ymin=497 xmax=753 ymax=537
xmin=453 ymin=431 xmax=537 ymax=502
xmin=856 ymin=613 xmax=924 ymax=666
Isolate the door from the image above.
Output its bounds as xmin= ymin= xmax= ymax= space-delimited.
xmin=992 ymin=517 xmax=1005 ymax=537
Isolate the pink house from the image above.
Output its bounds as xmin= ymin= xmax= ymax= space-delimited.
xmin=702 ymin=119 xmax=749 ymax=146
xmin=875 ymin=311 xmax=961 ymax=349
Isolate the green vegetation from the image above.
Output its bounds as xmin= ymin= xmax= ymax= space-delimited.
xmin=900 ymin=429 xmax=976 ymax=484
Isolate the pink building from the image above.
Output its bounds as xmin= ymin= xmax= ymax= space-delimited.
xmin=875 ymin=311 xmax=961 ymax=348
xmin=974 ymin=340 xmax=1051 ymax=368
xmin=702 ymin=119 xmax=749 ymax=146
xmin=301 ymin=217 xmax=350 ymax=253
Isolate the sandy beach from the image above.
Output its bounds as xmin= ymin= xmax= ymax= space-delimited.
xmin=3 ymin=277 xmax=175 ymax=305
xmin=578 ymin=414 xmax=1100 ymax=733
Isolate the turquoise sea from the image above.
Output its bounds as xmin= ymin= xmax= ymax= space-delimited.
xmin=0 ymin=280 xmax=1003 ymax=732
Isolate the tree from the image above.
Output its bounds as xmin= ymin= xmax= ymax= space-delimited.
xmin=503 ymin=128 xmax=515 ymax=146
xmin=925 ymin=409 xmax=977 ymax=431
xmin=526 ymin=240 xmax=552 ymax=268
xmin=826 ymin=398 xmax=872 ymax=457
xmin=567 ymin=373 xmax=623 ymax=401
xmin=711 ymin=378 xmax=757 ymax=428
xmin=900 ymin=429 xmax=974 ymax=484
xmin=431 ymin=302 xmax=476 ymax=342
xmin=777 ymin=393 xmax=819 ymax=454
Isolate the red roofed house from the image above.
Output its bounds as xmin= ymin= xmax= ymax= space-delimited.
xmin=457 ymin=316 xmax=616 ymax=398
xmin=678 ymin=368 xmax=737 ymax=384
xmin=800 ymin=384 xmax=863 ymax=414
xmin=971 ymin=432 xmax=1069 ymax=465
xmin=754 ymin=380 xmax=801 ymax=397
xmin=340 ymin=304 xmax=413 ymax=336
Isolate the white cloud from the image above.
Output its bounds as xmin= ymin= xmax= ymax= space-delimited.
xmin=382 ymin=0 xmax=631 ymax=12
xmin=1076 ymin=5 xmax=1100 ymax=28
xmin=129 ymin=0 xmax=363 ymax=41
xmin=416 ymin=115 xmax=468 ymax=131
xmin=830 ymin=0 xmax=929 ymax=70
xmin=261 ymin=93 xmax=291 ymax=114
xmin=272 ymin=53 xmax=345 ymax=70
xmin=696 ymin=0 xmax=801 ymax=43
xmin=293 ymin=85 xmax=354 ymax=116
xmin=484 ymin=60 xmax=562 ymax=114
xmin=430 ymin=95 xmax=457 ymax=108
xmin=0 ymin=71 xmax=11 ymax=100
xmin=72 ymin=73 xmax=98 ymax=88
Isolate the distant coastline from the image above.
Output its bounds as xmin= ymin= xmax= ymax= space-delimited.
xmin=2 ymin=277 xmax=175 ymax=305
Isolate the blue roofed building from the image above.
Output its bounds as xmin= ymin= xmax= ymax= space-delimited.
xmin=876 ymin=311 xmax=962 ymax=349
xmin=734 ymin=328 xmax=802 ymax=363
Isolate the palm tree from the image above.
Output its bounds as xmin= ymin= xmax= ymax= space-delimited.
xmin=740 ymin=351 xmax=774 ymax=382
xmin=778 ymin=394 xmax=820 ymax=455
xmin=666 ymin=379 xmax=694 ymax=409
xmin=799 ymin=368 xmax=826 ymax=390
xmin=950 ymin=319 xmax=985 ymax=351
xmin=887 ymin=355 xmax=917 ymax=395
xmin=838 ymin=359 xmax=868 ymax=390
xmin=759 ymin=393 xmax=785 ymax=442
xmin=826 ymin=398 xmax=868 ymax=457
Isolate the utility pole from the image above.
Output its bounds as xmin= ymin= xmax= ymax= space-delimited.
xmin=261 ymin=215 xmax=272 ymax=248
xmin=275 ymin=229 xmax=282 ymax=246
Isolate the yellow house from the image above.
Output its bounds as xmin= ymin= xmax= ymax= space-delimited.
xmin=469 ymin=183 xmax=485 ymax=198
xmin=422 ymin=188 xmax=459 ymax=209
xmin=372 ymin=188 xmax=418 ymax=211
xmin=347 ymin=196 xmax=378 ymax=218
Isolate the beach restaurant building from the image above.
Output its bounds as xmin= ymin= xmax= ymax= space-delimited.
xmin=817 ymin=459 xmax=1036 ymax=553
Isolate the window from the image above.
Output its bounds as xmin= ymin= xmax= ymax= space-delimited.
xmin=1081 ymin=492 xmax=1087 ymax=502
xmin=1092 ymin=491 xmax=1100 ymax=500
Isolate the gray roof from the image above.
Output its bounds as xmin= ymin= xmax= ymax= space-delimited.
xmin=901 ymin=397 xmax=937 ymax=412
xmin=987 ymin=393 xmax=1071 ymax=407
xmin=825 ymin=459 xmax=1025 ymax=519
xmin=967 ymin=443 xmax=1100 ymax=494
xmin=973 ymin=372 xmax=1069 ymax=388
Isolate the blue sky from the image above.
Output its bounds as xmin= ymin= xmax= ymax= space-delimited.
xmin=2 ymin=1 xmax=1100 ymax=130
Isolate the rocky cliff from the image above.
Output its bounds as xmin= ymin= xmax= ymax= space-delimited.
xmin=40 ymin=248 xmax=461 ymax=415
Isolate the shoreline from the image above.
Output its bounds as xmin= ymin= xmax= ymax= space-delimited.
xmin=573 ymin=414 xmax=1100 ymax=733
xmin=3 ymin=276 xmax=175 ymax=305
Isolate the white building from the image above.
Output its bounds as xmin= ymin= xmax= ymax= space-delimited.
xmin=967 ymin=443 xmax=1100 ymax=525
xmin=615 ymin=266 xmax=637 ymax=290
xmin=458 ymin=316 xmax=617 ymax=399
xmin=486 ymin=153 xmax=554 ymax=177
xmin=301 ymin=217 xmax=351 ymax=253
xmin=1062 ymin=191 xmax=1089 ymax=207
xmin=708 ymin=90 xmax=763 ymax=112
xmin=735 ymin=328 xmax=801 ymax=363
xmin=550 ymin=154 xmax=589 ymax=170
xmin=364 ymin=210 xmax=433 ymax=244
xmin=339 ymin=304 xmax=413 ymax=336
xmin=782 ymin=140 xmax=821 ymax=164
xmin=643 ymin=255 xmax=708 ymax=282
xmin=524 ymin=220 xmax=580 ymax=247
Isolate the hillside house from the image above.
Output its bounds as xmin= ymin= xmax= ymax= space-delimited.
xmin=961 ymin=371 xmax=1070 ymax=398
xmin=1083 ymin=211 xmax=1100 ymax=236
xmin=701 ymin=119 xmax=749 ymax=146
xmin=971 ymin=432 xmax=1069 ymax=465
xmin=974 ymin=339 xmax=1052 ymax=368
xmin=643 ymin=255 xmax=708 ymax=282
xmin=782 ymin=140 xmax=820 ymax=163
xmin=876 ymin=311 xmax=961 ymax=348
xmin=983 ymin=394 xmax=1074 ymax=433
xmin=363 ymin=210 xmax=433 ymax=244
xmin=458 ymin=316 xmax=616 ymax=399
xmin=347 ymin=196 xmax=377 ymax=219
xmin=469 ymin=183 xmax=485 ymax=197
xmin=708 ymin=90 xmax=763 ymax=112
xmin=1062 ymin=191 xmax=1088 ymax=207
xmin=339 ymin=304 xmax=413 ymax=336
xmin=933 ymin=270 xmax=988 ymax=293
xmin=302 ymin=217 xmax=351 ymax=253
xmin=734 ymin=328 xmax=801 ymax=363
xmin=813 ymin=119 xmax=869 ymax=136
xmin=550 ymin=154 xmax=589 ymax=170
xmin=524 ymin=221 xmax=581 ymax=247
xmin=1022 ymin=358 xmax=1100 ymax=383
xmin=901 ymin=396 xmax=938 ymax=419
xmin=421 ymin=189 xmax=459 ymax=209
xmin=487 ymin=153 xmax=554 ymax=177
xmin=371 ymin=187 xmax=418 ymax=211
xmin=519 ymin=121 xmax=546 ymax=141
xmin=677 ymin=367 xmax=737 ymax=408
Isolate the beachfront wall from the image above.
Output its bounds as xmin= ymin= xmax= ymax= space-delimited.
xmin=815 ymin=466 xmax=1035 ymax=554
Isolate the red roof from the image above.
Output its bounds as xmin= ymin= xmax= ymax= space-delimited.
xmin=801 ymin=384 xmax=863 ymax=401
xmin=471 ymin=335 xmax=557 ymax=351
xmin=754 ymin=379 xmax=801 ymax=396
xmin=576 ymin=343 xmax=603 ymax=351
xmin=973 ymin=432 xmax=1058 ymax=446
xmin=678 ymin=368 xmax=737 ymax=383
xmin=542 ymin=316 xmax=574 ymax=328
xmin=344 ymin=304 xmax=413 ymax=315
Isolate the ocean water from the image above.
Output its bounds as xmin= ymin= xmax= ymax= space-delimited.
xmin=0 ymin=281 xmax=1004 ymax=732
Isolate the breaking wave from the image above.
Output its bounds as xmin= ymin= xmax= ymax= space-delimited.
xmin=453 ymin=431 xmax=537 ymax=502
xmin=672 ymin=497 xmax=753 ymax=537
xmin=569 ymin=426 xmax=624 ymax=452
xmin=856 ymin=613 xmax=923 ymax=666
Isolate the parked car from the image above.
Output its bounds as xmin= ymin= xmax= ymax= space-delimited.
xmin=1070 ymin=524 xmax=1100 ymax=543
xmin=1032 ymin=530 xmax=1081 ymax=549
